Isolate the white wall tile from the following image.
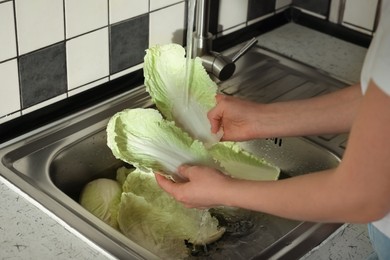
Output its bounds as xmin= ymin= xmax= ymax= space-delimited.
xmin=329 ymin=0 xmax=342 ymax=23
xmin=0 ymin=111 xmax=21 ymax=124
xmin=217 ymin=23 xmax=246 ymax=37
xmin=109 ymin=0 xmax=148 ymax=24
xmin=110 ymin=63 xmax=143 ymax=80
xmin=150 ymin=0 xmax=182 ymax=11
xmin=0 ymin=2 xmax=17 ymax=61
xmin=0 ymin=59 xmax=20 ymax=117
xmin=343 ymin=0 xmax=378 ymax=31
xmin=276 ymin=0 xmax=292 ymax=10
xmin=218 ymin=0 xmax=248 ymax=32
xmin=15 ymin=0 xmax=64 ymax=55
xmin=149 ymin=2 xmax=185 ymax=46
xmin=66 ymin=28 xmax=109 ymax=90
xmin=65 ymin=0 xmax=108 ymax=38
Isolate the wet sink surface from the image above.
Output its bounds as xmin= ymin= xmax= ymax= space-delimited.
xmin=0 ymin=44 xmax=346 ymax=259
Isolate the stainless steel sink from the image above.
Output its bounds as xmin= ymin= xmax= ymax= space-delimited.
xmin=0 ymin=43 xmax=347 ymax=259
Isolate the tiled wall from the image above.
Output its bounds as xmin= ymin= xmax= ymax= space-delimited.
xmin=0 ymin=0 xmax=292 ymax=125
xmin=342 ymin=0 xmax=379 ymax=34
xmin=0 ymin=0 xmax=377 ymax=126
xmin=0 ymin=0 xmax=186 ymax=124
xmin=292 ymin=0 xmax=379 ymax=34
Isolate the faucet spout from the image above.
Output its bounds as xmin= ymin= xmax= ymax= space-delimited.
xmin=193 ymin=0 xmax=212 ymax=57
xmin=192 ymin=0 xmax=258 ymax=81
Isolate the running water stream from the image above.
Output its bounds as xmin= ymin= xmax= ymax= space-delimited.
xmin=184 ymin=0 xmax=196 ymax=108
xmin=184 ymin=0 xmax=211 ymax=252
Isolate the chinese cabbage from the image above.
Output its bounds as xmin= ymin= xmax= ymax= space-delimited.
xmin=116 ymin=167 xmax=225 ymax=259
xmin=79 ymin=178 xmax=122 ymax=229
xmin=144 ymin=44 xmax=222 ymax=146
xmin=106 ymin=108 xmax=217 ymax=181
xmin=209 ymin=142 xmax=280 ymax=181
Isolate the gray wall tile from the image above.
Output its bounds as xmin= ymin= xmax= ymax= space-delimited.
xmin=110 ymin=15 xmax=149 ymax=74
xmin=19 ymin=43 xmax=67 ymax=108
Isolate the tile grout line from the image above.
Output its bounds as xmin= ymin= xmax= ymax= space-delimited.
xmin=11 ymin=0 xmax=23 ymax=112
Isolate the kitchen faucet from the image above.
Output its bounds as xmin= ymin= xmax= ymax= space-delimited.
xmin=192 ymin=0 xmax=258 ymax=81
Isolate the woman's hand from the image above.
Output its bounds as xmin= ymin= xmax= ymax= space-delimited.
xmin=208 ymin=94 xmax=264 ymax=141
xmin=209 ymin=86 xmax=362 ymax=141
xmin=155 ymin=165 xmax=234 ymax=208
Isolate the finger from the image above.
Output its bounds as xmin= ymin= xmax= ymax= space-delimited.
xmin=215 ymin=93 xmax=225 ymax=103
xmin=155 ymin=172 xmax=177 ymax=194
xmin=207 ymin=108 xmax=222 ymax=134
xmin=177 ymin=164 xmax=192 ymax=179
xmin=182 ymin=201 xmax=210 ymax=209
xmin=208 ymin=94 xmax=226 ymax=134
xmin=183 ymin=203 xmax=208 ymax=209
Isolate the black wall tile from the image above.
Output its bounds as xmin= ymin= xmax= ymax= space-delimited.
xmin=110 ymin=15 xmax=149 ymax=74
xmin=248 ymin=0 xmax=276 ymax=21
xmin=293 ymin=0 xmax=330 ymax=16
xmin=19 ymin=43 xmax=67 ymax=109
xmin=209 ymin=0 xmax=220 ymax=35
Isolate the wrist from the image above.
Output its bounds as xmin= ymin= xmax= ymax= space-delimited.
xmin=249 ymin=103 xmax=286 ymax=139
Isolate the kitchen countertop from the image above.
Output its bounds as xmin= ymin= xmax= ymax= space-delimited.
xmin=0 ymin=22 xmax=374 ymax=259
xmin=257 ymin=22 xmax=367 ymax=85
xmin=0 ymin=175 xmax=113 ymax=259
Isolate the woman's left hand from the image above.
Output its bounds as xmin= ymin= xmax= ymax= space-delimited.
xmin=155 ymin=164 xmax=233 ymax=208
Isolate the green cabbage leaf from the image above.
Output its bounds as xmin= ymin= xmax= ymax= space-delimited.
xmin=210 ymin=142 xmax=280 ymax=181
xmin=107 ymin=107 xmax=280 ymax=181
xmin=106 ymin=108 xmax=218 ymax=181
xmin=144 ymin=43 xmax=222 ymax=146
xmin=116 ymin=167 xmax=225 ymax=259
xmin=79 ymin=178 xmax=122 ymax=229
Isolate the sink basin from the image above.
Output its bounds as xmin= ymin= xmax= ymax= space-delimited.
xmin=0 ymin=43 xmax=347 ymax=259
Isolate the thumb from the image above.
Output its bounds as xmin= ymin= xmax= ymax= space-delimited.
xmin=208 ymin=108 xmax=222 ymax=134
xmin=177 ymin=164 xmax=192 ymax=180
xmin=155 ymin=172 xmax=177 ymax=194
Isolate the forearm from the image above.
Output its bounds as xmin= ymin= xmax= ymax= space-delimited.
xmin=251 ymin=84 xmax=362 ymax=138
xmin=222 ymin=82 xmax=390 ymax=223
xmin=222 ymin=169 xmax=374 ymax=223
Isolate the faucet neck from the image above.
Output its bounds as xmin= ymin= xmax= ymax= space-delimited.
xmin=193 ymin=0 xmax=213 ymax=57
xmin=191 ymin=0 xmax=258 ymax=81
xmin=195 ymin=0 xmax=210 ymax=38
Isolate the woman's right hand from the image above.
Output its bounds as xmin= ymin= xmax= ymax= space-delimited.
xmin=208 ymin=94 xmax=264 ymax=141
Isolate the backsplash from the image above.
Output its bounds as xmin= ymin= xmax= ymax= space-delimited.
xmin=0 ymin=0 xmax=186 ymax=123
xmin=0 ymin=0 xmax=378 ymax=126
xmin=0 ymin=0 xmax=293 ymax=124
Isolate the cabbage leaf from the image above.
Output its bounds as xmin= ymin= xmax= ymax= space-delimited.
xmin=107 ymin=108 xmax=280 ymax=182
xmin=210 ymin=142 xmax=280 ymax=181
xmin=116 ymin=167 xmax=225 ymax=259
xmin=144 ymin=43 xmax=222 ymax=146
xmin=79 ymin=178 xmax=122 ymax=229
xmin=106 ymin=108 xmax=217 ymax=181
